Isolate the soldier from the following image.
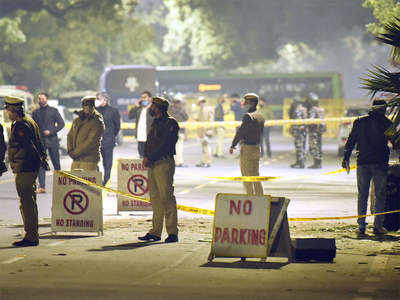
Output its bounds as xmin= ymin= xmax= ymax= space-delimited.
xmin=196 ymin=97 xmax=214 ymax=168
xmin=5 ymin=96 xmax=47 ymax=247
xmin=213 ymin=95 xmax=226 ymax=158
xmin=67 ymin=96 xmax=105 ymax=171
xmin=32 ymin=92 xmax=65 ymax=193
xmin=289 ymin=97 xmax=307 ymax=168
xmin=230 ymin=93 xmax=265 ymax=196
xmin=307 ymin=93 xmax=326 ymax=168
xmin=96 ymin=92 xmax=121 ymax=185
xmin=139 ymin=97 xmax=179 ymax=243
xmin=168 ymin=94 xmax=189 ymax=167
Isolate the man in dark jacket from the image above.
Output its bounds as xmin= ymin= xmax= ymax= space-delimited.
xmin=32 ymin=92 xmax=65 ymax=193
xmin=128 ymin=91 xmax=154 ymax=158
xmin=230 ymin=93 xmax=244 ymax=121
xmin=96 ymin=92 xmax=121 ymax=185
xmin=342 ymin=99 xmax=392 ymax=236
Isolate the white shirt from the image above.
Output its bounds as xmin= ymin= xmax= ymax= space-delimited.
xmin=137 ymin=107 xmax=148 ymax=142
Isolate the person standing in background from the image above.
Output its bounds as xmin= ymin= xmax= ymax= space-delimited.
xmin=289 ymin=96 xmax=307 ymax=168
xmin=213 ymin=95 xmax=226 ymax=158
xmin=307 ymin=93 xmax=326 ymax=169
xmin=196 ymin=97 xmax=214 ymax=168
xmin=230 ymin=93 xmax=244 ymax=121
xmin=259 ymin=97 xmax=274 ymax=159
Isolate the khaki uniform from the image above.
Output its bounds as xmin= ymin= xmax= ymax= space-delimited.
xmin=67 ymin=110 xmax=105 ymax=171
xmin=197 ymin=105 xmax=213 ymax=165
xmin=8 ymin=116 xmax=46 ymax=242
xmin=231 ymin=110 xmax=265 ymax=195
xmin=144 ymin=114 xmax=179 ymax=237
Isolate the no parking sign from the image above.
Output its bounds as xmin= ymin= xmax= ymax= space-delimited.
xmin=117 ymin=158 xmax=152 ymax=212
xmin=51 ymin=170 xmax=103 ymax=234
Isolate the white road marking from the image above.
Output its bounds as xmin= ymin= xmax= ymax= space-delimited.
xmin=2 ymin=255 xmax=25 ymax=264
xmin=47 ymin=241 xmax=65 ymax=247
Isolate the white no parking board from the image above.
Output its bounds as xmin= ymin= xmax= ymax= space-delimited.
xmin=51 ymin=170 xmax=103 ymax=234
xmin=117 ymin=158 xmax=152 ymax=212
xmin=209 ymin=193 xmax=271 ymax=260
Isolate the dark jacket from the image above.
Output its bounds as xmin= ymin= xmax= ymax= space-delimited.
xmin=96 ymin=104 xmax=121 ymax=148
xmin=0 ymin=124 xmax=6 ymax=162
xmin=231 ymin=109 xmax=265 ymax=148
xmin=214 ymin=103 xmax=224 ymax=121
xmin=144 ymin=114 xmax=179 ymax=163
xmin=128 ymin=105 xmax=154 ymax=138
xmin=32 ymin=105 xmax=65 ymax=148
xmin=168 ymin=104 xmax=188 ymax=133
xmin=343 ymin=111 xmax=392 ymax=165
xmin=8 ymin=116 xmax=46 ymax=173
xmin=231 ymin=100 xmax=244 ymax=121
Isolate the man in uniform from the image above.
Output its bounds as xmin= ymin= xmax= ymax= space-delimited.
xmin=196 ymin=97 xmax=213 ymax=167
xmin=168 ymin=94 xmax=189 ymax=167
xmin=5 ymin=96 xmax=47 ymax=247
xmin=67 ymin=96 xmax=105 ymax=171
xmin=128 ymin=91 xmax=153 ymax=158
xmin=139 ymin=97 xmax=179 ymax=243
xmin=230 ymin=93 xmax=265 ymax=196
xmin=32 ymin=92 xmax=65 ymax=193
xmin=307 ymin=93 xmax=326 ymax=168
xmin=289 ymin=96 xmax=307 ymax=168
xmin=342 ymin=99 xmax=392 ymax=236
xmin=259 ymin=97 xmax=274 ymax=159
xmin=96 ymin=92 xmax=121 ymax=185
xmin=213 ymin=95 xmax=225 ymax=158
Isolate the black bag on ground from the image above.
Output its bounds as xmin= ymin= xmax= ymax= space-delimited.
xmin=383 ymin=164 xmax=400 ymax=232
xmin=292 ymin=238 xmax=336 ymax=262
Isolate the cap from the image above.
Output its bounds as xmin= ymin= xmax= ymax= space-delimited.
xmin=4 ymin=96 xmax=24 ymax=107
xmin=371 ymin=98 xmax=387 ymax=110
xmin=197 ymin=96 xmax=206 ymax=104
xmin=243 ymin=93 xmax=259 ymax=102
xmin=152 ymin=96 xmax=169 ymax=111
xmin=81 ymin=95 xmax=96 ymax=106
xmin=174 ymin=93 xmax=184 ymax=102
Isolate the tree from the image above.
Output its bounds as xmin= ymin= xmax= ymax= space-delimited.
xmin=362 ymin=0 xmax=400 ymax=35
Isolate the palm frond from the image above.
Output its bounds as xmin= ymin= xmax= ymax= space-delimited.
xmin=376 ymin=17 xmax=400 ymax=61
xmin=360 ymin=65 xmax=400 ymax=97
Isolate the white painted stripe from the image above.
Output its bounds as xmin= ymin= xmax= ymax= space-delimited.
xmin=2 ymin=255 xmax=25 ymax=264
xmin=47 ymin=241 xmax=65 ymax=247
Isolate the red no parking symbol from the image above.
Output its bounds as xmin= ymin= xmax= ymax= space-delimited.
xmin=63 ymin=189 xmax=89 ymax=215
xmin=127 ymin=174 xmax=149 ymax=196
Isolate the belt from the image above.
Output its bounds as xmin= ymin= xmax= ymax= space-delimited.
xmin=242 ymin=142 xmax=259 ymax=146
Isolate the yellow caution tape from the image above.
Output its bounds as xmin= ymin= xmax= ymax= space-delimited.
xmin=56 ymin=171 xmax=215 ymax=216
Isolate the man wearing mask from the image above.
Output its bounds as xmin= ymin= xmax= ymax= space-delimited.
xmin=168 ymin=94 xmax=189 ymax=167
xmin=128 ymin=91 xmax=154 ymax=158
xmin=342 ymin=98 xmax=392 ymax=237
xmin=96 ymin=92 xmax=121 ymax=185
xmin=67 ymin=96 xmax=105 ymax=171
xmin=230 ymin=93 xmax=265 ymax=195
xmin=139 ymin=97 xmax=179 ymax=243
xmin=32 ymin=92 xmax=65 ymax=193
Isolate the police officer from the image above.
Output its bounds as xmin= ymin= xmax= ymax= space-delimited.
xmin=32 ymin=92 xmax=65 ymax=193
xmin=289 ymin=97 xmax=307 ymax=168
xmin=67 ymin=96 xmax=105 ymax=171
xmin=230 ymin=93 xmax=265 ymax=196
xmin=213 ymin=95 xmax=226 ymax=158
xmin=5 ymin=96 xmax=47 ymax=247
xmin=307 ymin=93 xmax=325 ymax=168
xmin=168 ymin=94 xmax=189 ymax=167
xmin=196 ymin=97 xmax=213 ymax=167
xmin=96 ymin=92 xmax=121 ymax=185
xmin=139 ymin=97 xmax=179 ymax=243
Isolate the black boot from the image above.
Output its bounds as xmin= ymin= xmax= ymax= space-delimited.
xmin=290 ymin=161 xmax=304 ymax=169
xmin=308 ymin=159 xmax=322 ymax=169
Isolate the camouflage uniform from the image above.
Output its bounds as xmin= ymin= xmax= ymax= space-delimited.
xmin=308 ymin=105 xmax=326 ymax=168
xmin=289 ymin=102 xmax=307 ymax=168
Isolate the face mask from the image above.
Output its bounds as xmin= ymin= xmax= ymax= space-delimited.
xmin=141 ymin=101 xmax=148 ymax=106
xmin=243 ymin=104 xmax=251 ymax=112
xmin=149 ymin=108 xmax=155 ymax=117
xmin=95 ymin=100 xmax=102 ymax=107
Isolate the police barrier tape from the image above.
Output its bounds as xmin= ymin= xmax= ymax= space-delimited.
xmin=56 ymin=168 xmax=400 ymax=222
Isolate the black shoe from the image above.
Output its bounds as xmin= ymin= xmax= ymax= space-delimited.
xmin=165 ymin=234 xmax=178 ymax=243
xmin=196 ymin=163 xmax=205 ymax=167
xmin=176 ymin=164 xmax=189 ymax=168
xmin=308 ymin=159 xmax=322 ymax=169
xmin=138 ymin=233 xmax=161 ymax=242
xmin=356 ymin=228 xmax=367 ymax=238
xmin=12 ymin=239 xmax=39 ymax=247
xmin=373 ymin=227 xmax=388 ymax=235
xmin=290 ymin=162 xmax=304 ymax=169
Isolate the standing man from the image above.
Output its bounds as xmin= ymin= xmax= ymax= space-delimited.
xmin=139 ymin=97 xmax=179 ymax=243
xmin=196 ymin=97 xmax=214 ymax=167
xmin=96 ymin=92 xmax=121 ymax=185
xmin=307 ymin=94 xmax=326 ymax=169
xmin=213 ymin=95 xmax=225 ymax=158
xmin=259 ymin=97 xmax=274 ymax=159
xmin=128 ymin=91 xmax=153 ymax=158
xmin=168 ymin=94 xmax=189 ymax=167
xmin=0 ymin=123 xmax=7 ymax=176
xmin=230 ymin=93 xmax=265 ymax=196
xmin=32 ymin=92 xmax=65 ymax=194
xmin=342 ymin=99 xmax=392 ymax=236
xmin=289 ymin=97 xmax=307 ymax=168
xmin=5 ymin=96 xmax=47 ymax=247
xmin=230 ymin=93 xmax=244 ymax=121
xmin=67 ymin=96 xmax=105 ymax=171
